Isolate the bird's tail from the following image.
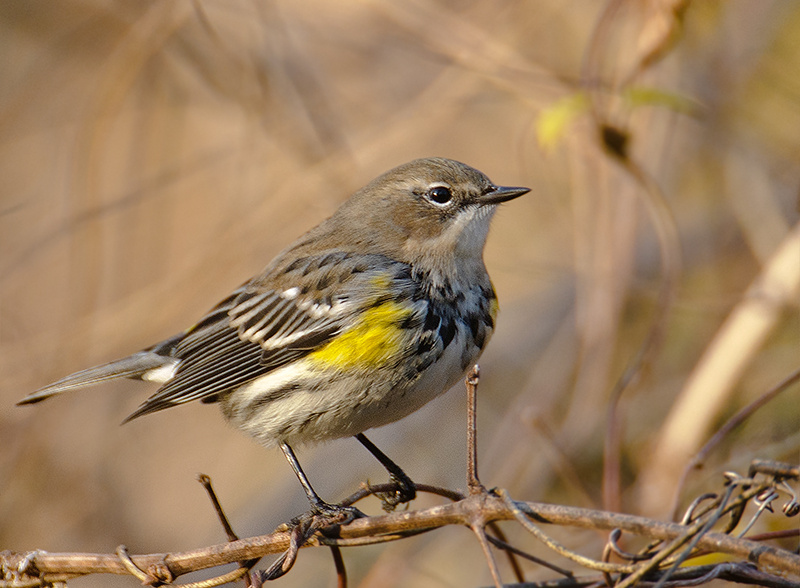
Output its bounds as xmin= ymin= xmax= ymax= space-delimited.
xmin=17 ymin=337 xmax=181 ymax=406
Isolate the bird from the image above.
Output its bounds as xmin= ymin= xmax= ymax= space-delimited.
xmin=18 ymin=157 xmax=529 ymax=518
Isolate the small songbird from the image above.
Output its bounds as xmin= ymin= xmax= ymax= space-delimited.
xmin=19 ymin=157 xmax=529 ymax=517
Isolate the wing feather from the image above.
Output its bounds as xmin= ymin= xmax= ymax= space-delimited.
xmin=125 ymin=253 xmax=416 ymax=421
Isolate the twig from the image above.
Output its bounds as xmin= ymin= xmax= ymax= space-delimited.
xmin=466 ymin=364 xmax=483 ymax=492
xmin=614 ymin=484 xmax=739 ymax=588
xmin=472 ymin=522 xmax=504 ymax=588
xmin=670 ymin=367 xmax=800 ymax=520
xmin=465 ymin=364 xmax=507 ymax=587
xmin=330 ymin=546 xmax=347 ymax=588
xmin=179 ymin=566 xmax=250 ymax=588
xmin=746 ymin=529 xmax=800 ymax=542
xmin=198 ymin=474 xmax=239 ymax=542
xmin=485 ymin=534 xmax=574 ymax=577
xmin=341 ymin=482 xmax=464 ymax=506
xmin=499 ymin=489 xmax=639 ymax=574
xmin=115 ymin=546 xmax=149 ymax=583
xmin=197 ymin=473 xmax=258 ymax=586
xmin=486 ymin=522 xmax=531 ymax=581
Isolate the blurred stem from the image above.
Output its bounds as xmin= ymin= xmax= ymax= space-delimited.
xmin=581 ymin=0 xmax=685 ymax=514
xmin=643 ymin=220 xmax=800 ymax=517
xmin=603 ymin=155 xmax=682 ymax=513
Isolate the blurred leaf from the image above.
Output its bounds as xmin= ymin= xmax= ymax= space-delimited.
xmin=682 ymin=552 xmax=734 ymax=567
xmin=623 ymin=86 xmax=700 ymax=116
xmin=629 ymin=0 xmax=690 ymax=78
xmin=536 ymin=92 xmax=589 ymax=152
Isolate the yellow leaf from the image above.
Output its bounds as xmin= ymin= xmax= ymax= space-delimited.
xmin=623 ymin=86 xmax=700 ymax=115
xmin=536 ymin=92 xmax=589 ymax=152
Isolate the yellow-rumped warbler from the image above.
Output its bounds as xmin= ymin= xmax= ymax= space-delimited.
xmin=19 ymin=157 xmax=529 ymax=516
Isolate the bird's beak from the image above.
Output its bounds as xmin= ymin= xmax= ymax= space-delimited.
xmin=479 ymin=185 xmax=530 ymax=205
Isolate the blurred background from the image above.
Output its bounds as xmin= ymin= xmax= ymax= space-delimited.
xmin=1 ymin=1 xmax=798 ymax=586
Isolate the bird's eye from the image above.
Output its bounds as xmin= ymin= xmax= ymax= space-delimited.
xmin=427 ymin=186 xmax=452 ymax=205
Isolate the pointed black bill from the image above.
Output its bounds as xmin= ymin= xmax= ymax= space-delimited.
xmin=479 ymin=185 xmax=530 ymax=205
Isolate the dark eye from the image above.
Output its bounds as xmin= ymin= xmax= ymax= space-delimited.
xmin=428 ymin=186 xmax=452 ymax=205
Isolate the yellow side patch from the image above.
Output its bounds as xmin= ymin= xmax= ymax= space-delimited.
xmin=489 ymin=297 xmax=499 ymax=322
xmin=309 ymin=302 xmax=411 ymax=370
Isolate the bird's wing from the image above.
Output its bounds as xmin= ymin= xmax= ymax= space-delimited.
xmin=124 ymin=253 xmax=415 ymax=420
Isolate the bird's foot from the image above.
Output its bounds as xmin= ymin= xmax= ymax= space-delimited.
xmin=375 ymin=472 xmax=417 ymax=511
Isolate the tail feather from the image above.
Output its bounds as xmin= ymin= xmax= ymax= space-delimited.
xmin=17 ymin=351 xmax=178 ymax=406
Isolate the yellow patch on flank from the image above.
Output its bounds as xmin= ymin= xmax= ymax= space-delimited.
xmin=489 ymin=297 xmax=499 ymax=322
xmin=309 ymin=302 xmax=411 ymax=370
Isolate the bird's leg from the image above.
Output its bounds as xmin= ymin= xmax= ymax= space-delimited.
xmin=355 ymin=433 xmax=416 ymax=510
xmin=280 ymin=442 xmax=363 ymax=523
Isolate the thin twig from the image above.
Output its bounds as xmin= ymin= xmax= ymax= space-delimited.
xmin=485 ymin=533 xmax=574 ymax=577
xmin=317 ymin=527 xmax=435 ymax=547
xmin=487 ymin=522 xmax=528 ymax=582
xmin=746 ymin=529 xmax=800 ymax=542
xmin=115 ymin=546 xmax=148 ymax=583
xmin=197 ymin=473 xmax=258 ymax=586
xmin=341 ymin=482 xmax=464 ymax=506
xmin=466 ymin=364 xmax=483 ymax=492
xmin=472 ymin=522 xmax=504 ymax=588
xmin=330 ymin=546 xmax=347 ymax=588
xmin=670 ymin=367 xmax=800 ymax=520
xmin=179 ymin=566 xmax=250 ymax=588
xmin=615 ymin=484 xmax=739 ymax=588
xmin=499 ymin=489 xmax=639 ymax=574
xmin=605 ymin=528 xmax=656 ymax=562
xmin=197 ymin=474 xmax=239 ymax=541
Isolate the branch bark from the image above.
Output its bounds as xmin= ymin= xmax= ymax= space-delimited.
xmin=7 ymin=493 xmax=799 ymax=584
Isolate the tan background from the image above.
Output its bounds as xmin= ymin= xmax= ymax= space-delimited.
xmin=1 ymin=1 xmax=798 ymax=586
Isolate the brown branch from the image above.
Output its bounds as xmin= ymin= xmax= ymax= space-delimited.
xmin=7 ymin=492 xmax=799 ymax=585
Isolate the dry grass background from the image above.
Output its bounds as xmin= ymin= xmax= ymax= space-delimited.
xmin=1 ymin=1 xmax=798 ymax=586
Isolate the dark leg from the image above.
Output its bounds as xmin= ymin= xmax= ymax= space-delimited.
xmin=280 ymin=442 xmax=363 ymax=521
xmin=355 ymin=433 xmax=416 ymax=509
